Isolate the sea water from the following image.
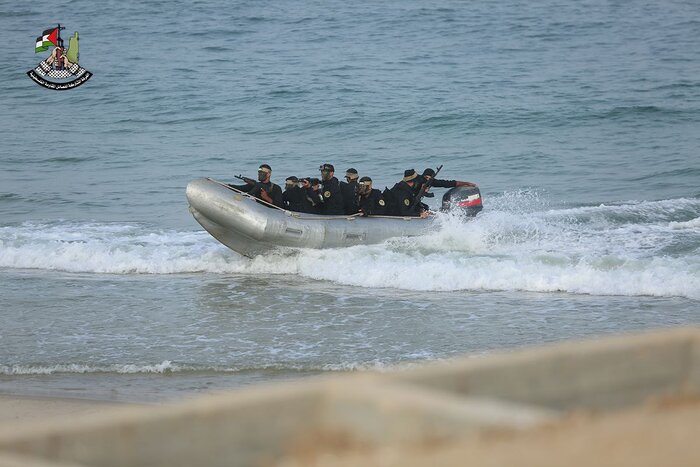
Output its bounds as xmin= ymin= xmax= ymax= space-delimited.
xmin=1 ymin=0 xmax=699 ymax=402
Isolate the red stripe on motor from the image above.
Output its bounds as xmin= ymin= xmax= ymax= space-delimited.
xmin=458 ymin=199 xmax=482 ymax=207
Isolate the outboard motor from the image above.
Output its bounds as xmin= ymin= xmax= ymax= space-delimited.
xmin=441 ymin=186 xmax=483 ymax=216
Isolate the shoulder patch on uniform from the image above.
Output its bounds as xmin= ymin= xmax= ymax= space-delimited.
xmin=404 ymin=198 xmax=410 ymax=206
xmin=324 ymin=191 xmax=331 ymax=198
xmin=379 ymin=199 xmax=385 ymax=206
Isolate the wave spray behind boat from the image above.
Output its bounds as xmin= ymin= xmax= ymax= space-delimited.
xmin=2 ymin=192 xmax=698 ymax=299
xmin=286 ymin=193 xmax=700 ymax=298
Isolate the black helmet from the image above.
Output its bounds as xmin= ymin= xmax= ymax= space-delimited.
xmin=422 ymin=168 xmax=436 ymax=177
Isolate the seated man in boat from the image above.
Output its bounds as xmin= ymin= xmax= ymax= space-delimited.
xmin=307 ymin=178 xmax=325 ymax=213
xmin=282 ymin=176 xmax=306 ymax=212
xmin=318 ymin=163 xmax=344 ymax=215
xmin=232 ymin=164 xmax=283 ymax=208
xmin=298 ymin=178 xmax=323 ymax=214
xmin=387 ymin=169 xmax=429 ymax=218
xmin=356 ymin=177 xmax=386 ymax=216
xmin=340 ymin=168 xmax=360 ymax=215
xmin=298 ymin=178 xmax=317 ymax=213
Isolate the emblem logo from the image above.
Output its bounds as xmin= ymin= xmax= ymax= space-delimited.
xmin=27 ymin=24 xmax=92 ymax=90
xmin=324 ymin=191 xmax=331 ymax=198
xmin=379 ymin=199 xmax=385 ymax=206
xmin=404 ymin=199 xmax=410 ymax=206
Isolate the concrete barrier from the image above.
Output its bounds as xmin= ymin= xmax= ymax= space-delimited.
xmin=386 ymin=327 xmax=700 ymax=410
xmin=0 ymin=327 xmax=697 ymax=467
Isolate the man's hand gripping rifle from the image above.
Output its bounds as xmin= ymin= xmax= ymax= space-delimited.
xmin=234 ymin=174 xmax=273 ymax=204
xmin=411 ymin=164 xmax=443 ymax=210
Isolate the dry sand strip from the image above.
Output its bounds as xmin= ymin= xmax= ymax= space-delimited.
xmin=0 ymin=394 xmax=133 ymax=425
xmin=276 ymin=395 xmax=700 ymax=467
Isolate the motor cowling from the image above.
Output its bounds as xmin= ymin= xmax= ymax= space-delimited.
xmin=441 ymin=186 xmax=483 ymax=216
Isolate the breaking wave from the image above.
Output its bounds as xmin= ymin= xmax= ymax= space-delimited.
xmin=0 ymin=360 xmax=394 ymax=376
xmin=1 ymin=194 xmax=698 ymax=299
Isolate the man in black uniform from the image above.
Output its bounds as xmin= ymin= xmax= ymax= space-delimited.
xmin=411 ymin=168 xmax=479 ymax=211
xmin=340 ymin=168 xmax=360 ymax=214
xmin=318 ymin=163 xmax=344 ymax=215
xmin=282 ymin=176 xmax=306 ymax=212
xmin=298 ymin=178 xmax=316 ymax=213
xmin=233 ymin=164 xmax=283 ymax=208
xmin=304 ymin=178 xmax=324 ymax=214
xmin=388 ymin=169 xmax=427 ymax=217
xmin=356 ymin=176 xmax=386 ymax=216
xmin=414 ymin=168 xmax=477 ymax=194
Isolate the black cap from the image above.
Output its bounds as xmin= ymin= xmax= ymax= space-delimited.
xmin=422 ymin=168 xmax=436 ymax=177
xmin=320 ymin=163 xmax=334 ymax=172
xmin=359 ymin=176 xmax=372 ymax=183
xmin=403 ymin=169 xmax=417 ymax=181
xmin=310 ymin=177 xmax=320 ymax=185
xmin=285 ymin=176 xmax=299 ymax=183
xmin=259 ymin=164 xmax=272 ymax=172
xmin=346 ymin=168 xmax=358 ymax=174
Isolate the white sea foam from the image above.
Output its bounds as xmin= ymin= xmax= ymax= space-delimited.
xmin=0 ymin=222 xmax=246 ymax=274
xmin=1 ymin=196 xmax=698 ymax=299
xmin=669 ymin=217 xmax=700 ymax=230
xmin=0 ymin=361 xmax=179 ymax=375
xmin=0 ymin=361 xmax=389 ymax=375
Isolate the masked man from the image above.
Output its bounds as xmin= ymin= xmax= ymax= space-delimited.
xmin=318 ymin=163 xmax=344 ymax=215
xmin=356 ymin=177 xmax=386 ymax=216
xmin=340 ymin=168 xmax=360 ymax=214
xmin=233 ymin=164 xmax=283 ymax=208
xmin=282 ymin=176 xmax=306 ymax=212
xmin=388 ymin=169 xmax=428 ymax=217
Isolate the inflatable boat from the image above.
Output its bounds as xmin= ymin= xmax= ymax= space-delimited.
xmin=186 ymin=178 xmax=482 ymax=257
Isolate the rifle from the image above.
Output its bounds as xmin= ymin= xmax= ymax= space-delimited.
xmin=234 ymin=174 xmax=275 ymax=204
xmin=235 ymin=174 xmax=257 ymax=185
xmin=411 ymin=164 xmax=443 ymax=209
xmin=235 ymin=174 xmax=265 ymax=196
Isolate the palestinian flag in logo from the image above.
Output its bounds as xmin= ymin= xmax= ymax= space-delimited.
xmin=35 ymin=27 xmax=58 ymax=53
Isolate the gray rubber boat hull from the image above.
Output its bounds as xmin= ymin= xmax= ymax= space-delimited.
xmin=186 ymin=178 xmax=432 ymax=257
